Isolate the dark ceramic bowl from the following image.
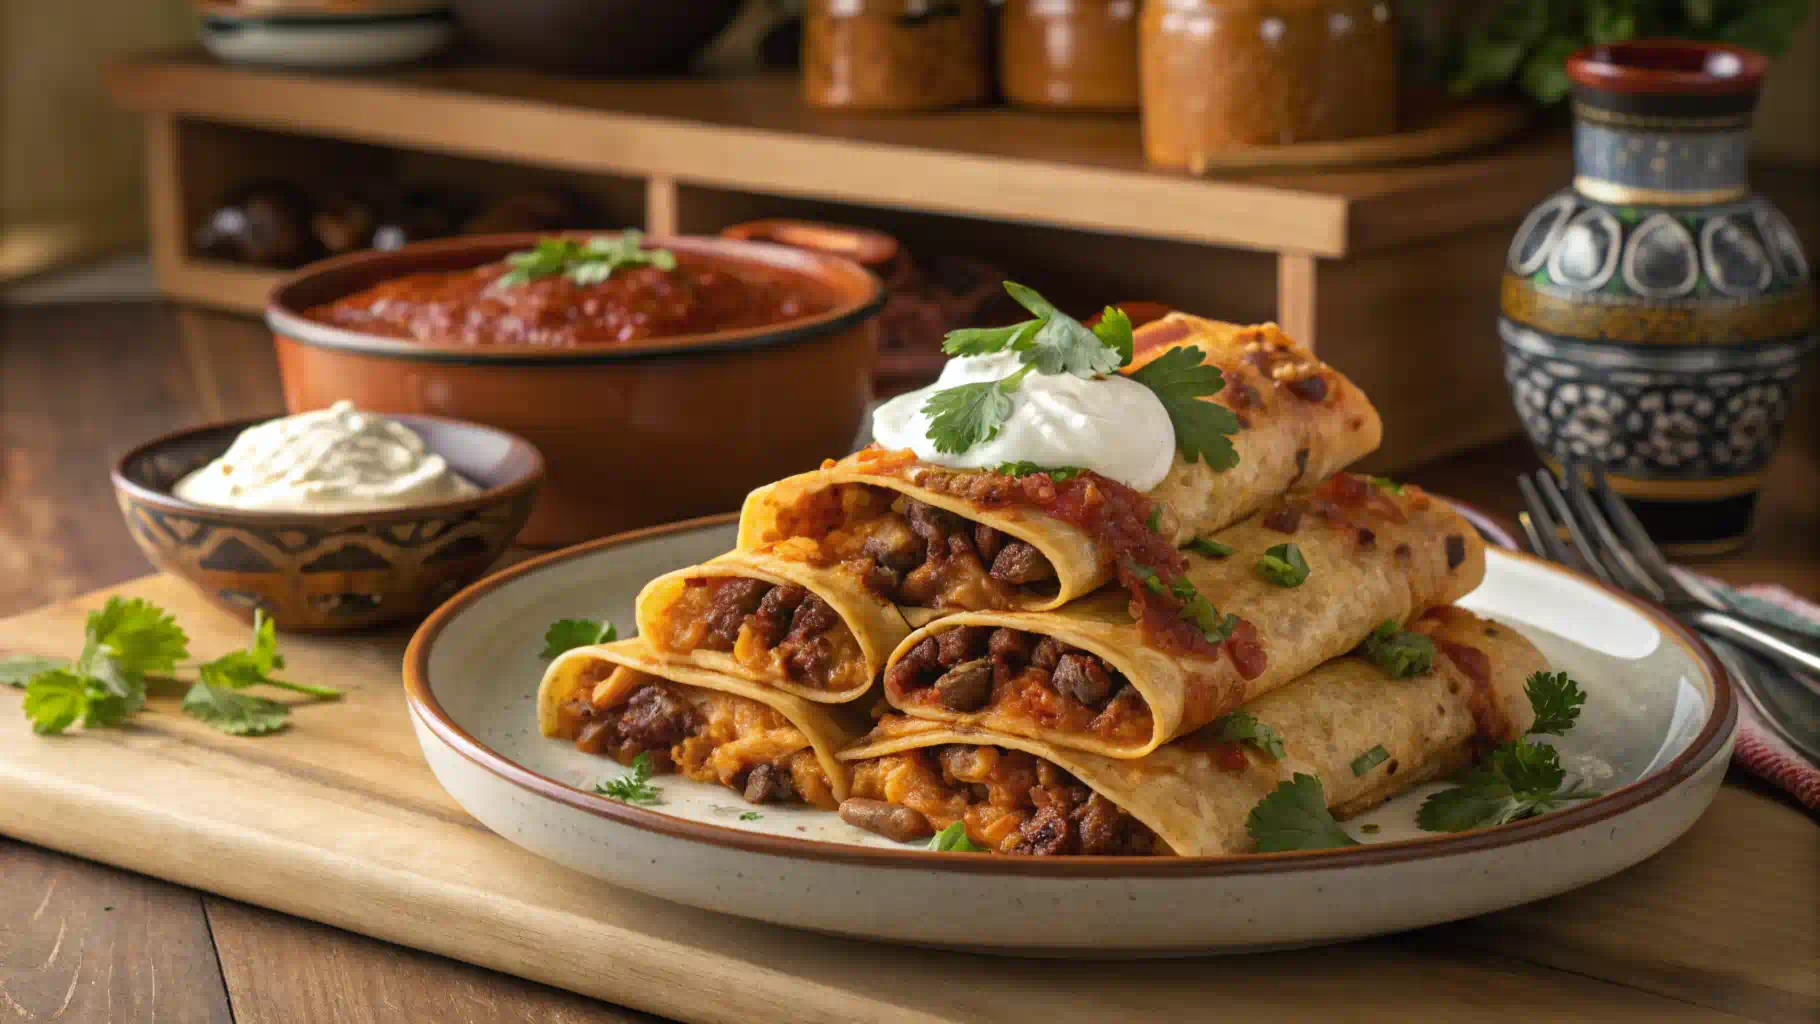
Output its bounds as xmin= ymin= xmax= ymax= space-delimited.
xmin=452 ymin=0 xmax=740 ymax=75
xmin=112 ymin=414 xmax=543 ymax=632
xmin=266 ymin=233 xmax=884 ymax=547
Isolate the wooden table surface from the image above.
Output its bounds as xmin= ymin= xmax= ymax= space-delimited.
xmin=1 ymin=301 xmax=1815 ymax=1023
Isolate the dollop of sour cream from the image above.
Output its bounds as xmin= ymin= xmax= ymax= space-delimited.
xmin=174 ymin=402 xmax=480 ymax=512
xmin=870 ymin=352 xmax=1176 ymax=491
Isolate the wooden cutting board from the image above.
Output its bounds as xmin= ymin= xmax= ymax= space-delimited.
xmin=0 ymin=575 xmax=1812 ymax=1024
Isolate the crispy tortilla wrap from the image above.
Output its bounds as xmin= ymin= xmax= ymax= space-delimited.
xmin=882 ymin=478 xmax=1486 ymax=757
xmin=538 ymin=638 xmax=869 ymax=807
xmin=635 ymin=549 xmax=908 ymax=703
xmin=737 ymin=317 xmax=1382 ymax=613
xmin=840 ymin=607 xmax=1543 ymax=856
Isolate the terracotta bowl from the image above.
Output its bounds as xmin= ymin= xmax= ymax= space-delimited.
xmin=266 ymin=234 xmax=884 ymax=547
xmin=112 ymin=414 xmax=543 ymax=632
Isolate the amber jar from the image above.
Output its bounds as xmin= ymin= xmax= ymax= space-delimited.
xmin=1140 ymin=0 xmax=1397 ymax=169
xmin=1000 ymin=0 xmax=1140 ymax=112
xmin=803 ymin=0 xmax=990 ymax=111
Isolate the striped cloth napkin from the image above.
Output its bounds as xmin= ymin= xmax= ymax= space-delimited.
xmin=1710 ymin=583 xmax=1820 ymax=811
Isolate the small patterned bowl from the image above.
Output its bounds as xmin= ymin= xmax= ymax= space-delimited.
xmin=112 ymin=413 xmax=543 ymax=632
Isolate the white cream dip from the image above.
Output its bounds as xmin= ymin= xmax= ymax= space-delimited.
xmin=870 ymin=352 xmax=1176 ymax=491
xmin=174 ymin=401 xmax=480 ymax=512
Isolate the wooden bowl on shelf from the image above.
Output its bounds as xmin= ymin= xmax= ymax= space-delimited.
xmin=265 ymin=234 xmax=885 ymax=548
xmin=451 ymin=0 xmax=742 ymax=75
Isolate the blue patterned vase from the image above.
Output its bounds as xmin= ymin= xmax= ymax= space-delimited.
xmin=1499 ymin=39 xmax=1815 ymax=556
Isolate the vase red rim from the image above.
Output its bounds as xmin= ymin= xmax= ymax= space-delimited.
xmin=1566 ymin=39 xmax=1769 ymax=96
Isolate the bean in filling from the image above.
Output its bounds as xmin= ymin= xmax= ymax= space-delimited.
xmin=772 ymin=483 xmax=1062 ymax=609
xmin=846 ymin=745 xmax=1164 ymax=855
xmin=648 ymin=576 xmax=868 ymax=692
xmin=553 ymin=666 xmax=837 ymax=809
xmin=884 ymin=627 xmax=1155 ymax=745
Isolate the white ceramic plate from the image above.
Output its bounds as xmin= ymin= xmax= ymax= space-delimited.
xmin=404 ymin=511 xmax=1735 ymax=955
xmin=199 ymin=6 xmax=453 ymax=69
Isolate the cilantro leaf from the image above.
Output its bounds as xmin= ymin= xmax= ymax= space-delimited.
xmin=594 ymin=752 xmax=662 ymax=804
xmin=23 ymin=671 xmax=88 ymax=735
xmin=1211 ymin=711 xmax=1286 ymax=760
xmin=739 ymin=811 xmax=763 ymax=821
xmin=1145 ymin=506 xmax=1162 ymax=533
xmin=1180 ymin=536 xmax=1235 ymax=559
xmin=180 ymin=682 xmax=289 ymax=736
xmin=1174 ymin=580 xmax=1239 ymax=646
xmin=1366 ymin=476 xmax=1405 ymax=495
xmin=83 ymin=597 xmax=188 ymax=678
xmin=942 ymin=319 xmax=1040 ymax=357
xmin=1247 ymin=773 xmax=1360 ymax=852
xmin=1002 ymin=280 xmax=1062 ymax=321
xmin=199 ymin=611 xmax=341 ymax=699
xmin=1021 ymin=308 xmax=1124 ymax=379
xmin=1255 ymin=543 xmax=1310 ymax=587
xmin=1524 ymin=671 xmax=1587 ymax=736
xmin=1350 ymin=744 xmax=1390 ymax=777
xmin=541 ymin=618 xmax=617 ymax=659
xmin=927 ymin=821 xmax=983 ymax=852
xmin=1090 ymin=306 xmax=1135 ymax=367
xmin=1357 ymin=620 xmax=1436 ymax=678
xmin=81 ymin=692 xmax=134 ymax=729
xmin=1416 ymin=741 xmax=1599 ymax=833
xmin=923 ymin=375 xmax=1023 ymax=455
xmin=497 ymin=232 xmax=676 ymax=288
xmin=1126 ymin=346 xmax=1241 ymax=470
xmin=994 ymin=461 xmax=1084 ymax=482
xmin=1 ymin=655 xmax=67 ymax=688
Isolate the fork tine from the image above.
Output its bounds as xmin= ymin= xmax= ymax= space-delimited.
xmin=1557 ymin=459 xmax=1666 ymax=601
xmin=1588 ymin=464 xmax=1722 ymax=610
xmin=1517 ymin=473 xmax=1578 ymax=568
xmin=1533 ymin=468 xmax=1620 ymax=587
xmin=1517 ymin=510 xmax=1549 ymax=557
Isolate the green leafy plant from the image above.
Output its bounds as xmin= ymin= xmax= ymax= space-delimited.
xmin=495 ymin=232 xmax=677 ymax=288
xmin=541 ymin=618 xmax=617 ymax=659
xmin=1418 ymin=671 xmax=1599 ymax=832
xmin=1448 ymin=0 xmax=1812 ymax=104
xmin=1246 ymin=774 xmax=1361 ymax=852
xmin=594 ymin=752 xmax=662 ymax=805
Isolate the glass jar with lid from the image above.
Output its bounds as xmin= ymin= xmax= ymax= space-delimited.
xmin=803 ymin=0 xmax=990 ymax=111
xmin=999 ymin=0 xmax=1140 ymax=112
xmin=1140 ymin=0 xmax=1397 ymax=169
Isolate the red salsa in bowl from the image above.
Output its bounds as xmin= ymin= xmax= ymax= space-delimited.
xmin=304 ymin=233 xmax=835 ymax=348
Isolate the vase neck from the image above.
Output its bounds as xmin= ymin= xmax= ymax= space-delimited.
xmin=1572 ymin=110 xmax=1753 ymax=206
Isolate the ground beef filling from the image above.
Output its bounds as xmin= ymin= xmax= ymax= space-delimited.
xmin=884 ymin=626 xmax=1155 ymax=746
xmin=651 ymin=576 xmax=867 ymax=691
xmin=846 ymin=745 xmax=1164 ymax=856
xmin=771 ymin=483 xmax=1061 ymax=609
xmin=553 ymin=668 xmax=837 ymax=809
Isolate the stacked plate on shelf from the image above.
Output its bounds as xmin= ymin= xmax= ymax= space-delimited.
xmin=195 ymin=0 xmax=454 ymax=68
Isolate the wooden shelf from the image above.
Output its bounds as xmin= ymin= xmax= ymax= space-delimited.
xmin=108 ymin=49 xmax=1564 ymax=261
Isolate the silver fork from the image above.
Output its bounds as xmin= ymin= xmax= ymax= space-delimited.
xmin=1519 ymin=460 xmax=1820 ymax=763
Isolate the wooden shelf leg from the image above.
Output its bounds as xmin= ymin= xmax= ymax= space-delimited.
xmin=645 ymin=175 xmax=679 ymax=236
xmin=1276 ymin=252 xmax=1318 ymax=350
xmin=144 ymin=114 xmax=186 ymax=288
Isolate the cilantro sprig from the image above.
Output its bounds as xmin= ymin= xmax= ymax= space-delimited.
xmin=1255 ymin=543 xmax=1310 ymax=588
xmin=1357 ymin=620 xmax=1436 ymax=679
xmin=594 ymin=752 xmax=662 ymax=805
xmin=925 ymin=285 xmax=1239 ymax=467
xmin=541 ymin=618 xmax=617 ymax=659
xmin=8 ymin=600 xmax=337 ymax=737
xmin=1246 ymin=774 xmax=1361 ymax=852
xmin=927 ymin=821 xmax=984 ymax=852
xmin=1417 ymin=670 xmax=1598 ymax=833
xmin=495 ymin=232 xmax=677 ymax=288
xmin=1211 ymin=711 xmax=1286 ymax=761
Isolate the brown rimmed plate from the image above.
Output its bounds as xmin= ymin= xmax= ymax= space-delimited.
xmin=401 ymin=509 xmax=1734 ymax=954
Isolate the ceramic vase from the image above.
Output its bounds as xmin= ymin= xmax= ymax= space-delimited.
xmin=1499 ymin=40 xmax=1816 ymax=556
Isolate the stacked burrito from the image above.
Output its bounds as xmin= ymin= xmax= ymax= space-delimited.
xmin=537 ymin=314 xmax=1545 ymax=854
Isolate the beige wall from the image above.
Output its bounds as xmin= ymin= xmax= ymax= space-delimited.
xmin=1 ymin=1 xmax=191 ymax=278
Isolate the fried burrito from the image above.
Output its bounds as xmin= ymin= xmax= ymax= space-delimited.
xmin=538 ymin=638 xmax=868 ymax=808
xmin=737 ymin=318 xmax=1383 ymax=613
xmin=882 ymin=476 xmax=1486 ymax=757
xmin=840 ymin=607 xmax=1543 ymax=856
xmin=635 ymin=549 xmax=909 ymax=703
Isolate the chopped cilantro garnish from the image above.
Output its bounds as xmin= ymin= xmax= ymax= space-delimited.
xmin=1246 ymin=774 xmax=1360 ymax=852
xmin=739 ymin=811 xmax=763 ymax=821
xmin=542 ymin=618 xmax=617 ymax=658
xmin=1255 ymin=543 xmax=1310 ymax=587
xmin=1416 ymin=742 xmax=1599 ymax=832
xmin=994 ymin=461 xmax=1085 ymax=482
xmin=496 ymin=232 xmax=676 ymax=288
xmin=1145 ymin=506 xmax=1162 ymax=533
xmin=1211 ymin=711 xmax=1286 ymax=760
xmin=594 ymin=752 xmax=661 ymax=805
xmin=1523 ymin=671 xmax=1587 ymax=736
xmin=1180 ymin=536 xmax=1235 ymax=559
xmin=1357 ymin=620 xmax=1436 ymax=678
xmin=1350 ymin=745 xmax=1390 ymax=777
xmin=1366 ymin=476 xmax=1405 ymax=495
xmin=927 ymin=821 xmax=984 ymax=852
